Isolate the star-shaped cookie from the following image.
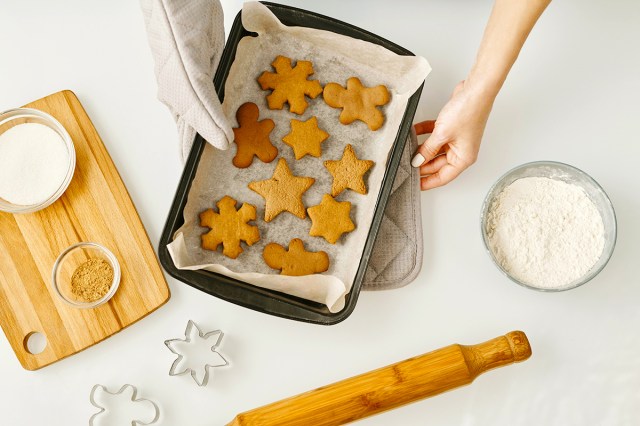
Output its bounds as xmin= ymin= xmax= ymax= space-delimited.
xmin=257 ymin=55 xmax=324 ymax=115
xmin=324 ymin=144 xmax=375 ymax=196
xmin=308 ymin=194 xmax=356 ymax=244
xmin=232 ymin=102 xmax=277 ymax=168
xmin=248 ymin=158 xmax=315 ymax=222
xmin=282 ymin=116 xmax=329 ymax=160
xmin=323 ymin=77 xmax=390 ymax=131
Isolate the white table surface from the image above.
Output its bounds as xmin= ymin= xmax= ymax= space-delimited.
xmin=1 ymin=1 xmax=639 ymax=425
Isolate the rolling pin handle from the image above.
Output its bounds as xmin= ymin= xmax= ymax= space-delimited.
xmin=506 ymin=330 xmax=532 ymax=362
xmin=461 ymin=330 xmax=532 ymax=379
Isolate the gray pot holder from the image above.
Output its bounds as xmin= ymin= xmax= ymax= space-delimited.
xmin=362 ymin=129 xmax=423 ymax=290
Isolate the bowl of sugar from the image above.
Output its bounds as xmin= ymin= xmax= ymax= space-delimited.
xmin=0 ymin=108 xmax=75 ymax=214
xmin=480 ymin=161 xmax=617 ymax=292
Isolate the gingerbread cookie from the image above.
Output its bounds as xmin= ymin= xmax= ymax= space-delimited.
xmin=324 ymin=144 xmax=375 ymax=196
xmin=323 ymin=77 xmax=390 ymax=131
xmin=232 ymin=102 xmax=278 ymax=168
xmin=248 ymin=158 xmax=315 ymax=222
xmin=282 ymin=116 xmax=329 ymax=160
xmin=307 ymin=194 xmax=356 ymax=244
xmin=263 ymin=238 xmax=330 ymax=276
xmin=257 ymin=56 xmax=323 ymax=115
xmin=200 ymin=196 xmax=260 ymax=259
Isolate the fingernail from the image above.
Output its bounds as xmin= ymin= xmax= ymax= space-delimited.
xmin=411 ymin=153 xmax=425 ymax=168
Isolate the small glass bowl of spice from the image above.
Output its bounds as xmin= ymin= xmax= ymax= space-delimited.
xmin=52 ymin=242 xmax=121 ymax=308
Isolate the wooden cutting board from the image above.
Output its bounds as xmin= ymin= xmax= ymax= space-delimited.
xmin=0 ymin=90 xmax=170 ymax=370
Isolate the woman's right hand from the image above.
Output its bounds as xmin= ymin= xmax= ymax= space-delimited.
xmin=412 ymin=80 xmax=494 ymax=190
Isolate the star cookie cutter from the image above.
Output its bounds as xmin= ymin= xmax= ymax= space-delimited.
xmin=165 ymin=320 xmax=229 ymax=386
xmin=89 ymin=384 xmax=159 ymax=426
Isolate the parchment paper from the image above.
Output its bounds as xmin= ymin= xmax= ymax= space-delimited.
xmin=168 ymin=2 xmax=430 ymax=312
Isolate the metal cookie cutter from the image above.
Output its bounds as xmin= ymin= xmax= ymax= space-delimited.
xmin=165 ymin=320 xmax=229 ymax=386
xmin=89 ymin=384 xmax=160 ymax=426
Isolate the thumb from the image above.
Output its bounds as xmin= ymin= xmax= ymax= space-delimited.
xmin=411 ymin=130 xmax=446 ymax=168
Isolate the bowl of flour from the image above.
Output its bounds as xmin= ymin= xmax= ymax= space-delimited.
xmin=0 ymin=108 xmax=75 ymax=214
xmin=481 ymin=161 xmax=616 ymax=291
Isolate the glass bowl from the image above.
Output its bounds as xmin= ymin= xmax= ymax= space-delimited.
xmin=480 ymin=161 xmax=617 ymax=292
xmin=52 ymin=242 xmax=121 ymax=308
xmin=0 ymin=108 xmax=76 ymax=214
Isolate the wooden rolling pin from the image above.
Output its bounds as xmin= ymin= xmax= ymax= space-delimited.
xmin=227 ymin=331 xmax=531 ymax=426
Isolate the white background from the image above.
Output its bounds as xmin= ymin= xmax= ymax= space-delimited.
xmin=1 ymin=1 xmax=639 ymax=425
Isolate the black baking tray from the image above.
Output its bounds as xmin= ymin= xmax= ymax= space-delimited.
xmin=158 ymin=2 xmax=424 ymax=325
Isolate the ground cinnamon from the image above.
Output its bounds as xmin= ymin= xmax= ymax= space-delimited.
xmin=70 ymin=258 xmax=113 ymax=302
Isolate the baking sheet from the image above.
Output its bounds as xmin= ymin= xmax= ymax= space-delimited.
xmin=168 ymin=2 xmax=430 ymax=312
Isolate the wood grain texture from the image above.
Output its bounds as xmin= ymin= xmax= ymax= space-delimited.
xmin=227 ymin=331 xmax=531 ymax=426
xmin=0 ymin=90 xmax=170 ymax=370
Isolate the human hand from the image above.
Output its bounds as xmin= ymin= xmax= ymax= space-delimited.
xmin=411 ymin=80 xmax=494 ymax=190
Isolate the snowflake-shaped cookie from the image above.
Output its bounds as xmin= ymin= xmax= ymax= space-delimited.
xmin=200 ymin=195 xmax=260 ymax=259
xmin=89 ymin=384 xmax=159 ymax=426
xmin=257 ymin=55 xmax=323 ymax=114
xmin=165 ymin=320 xmax=229 ymax=387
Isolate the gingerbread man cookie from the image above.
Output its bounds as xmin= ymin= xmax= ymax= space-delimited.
xmin=263 ymin=238 xmax=330 ymax=276
xmin=324 ymin=144 xmax=375 ymax=196
xmin=248 ymin=158 xmax=315 ymax=222
xmin=323 ymin=77 xmax=390 ymax=131
xmin=282 ymin=116 xmax=329 ymax=160
xmin=307 ymin=194 xmax=356 ymax=244
xmin=200 ymin=196 xmax=260 ymax=259
xmin=232 ymin=102 xmax=278 ymax=168
xmin=257 ymin=56 xmax=323 ymax=115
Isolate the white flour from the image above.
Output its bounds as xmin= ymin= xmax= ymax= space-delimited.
xmin=486 ymin=177 xmax=605 ymax=289
xmin=0 ymin=123 xmax=69 ymax=206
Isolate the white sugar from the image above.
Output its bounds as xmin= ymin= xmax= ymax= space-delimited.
xmin=0 ymin=123 xmax=69 ymax=206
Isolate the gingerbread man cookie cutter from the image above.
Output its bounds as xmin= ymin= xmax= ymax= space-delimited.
xmin=165 ymin=320 xmax=229 ymax=387
xmin=89 ymin=384 xmax=159 ymax=426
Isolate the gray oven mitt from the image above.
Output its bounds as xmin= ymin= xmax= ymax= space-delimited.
xmin=362 ymin=130 xmax=423 ymax=290
xmin=140 ymin=0 xmax=423 ymax=289
xmin=140 ymin=0 xmax=233 ymax=162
